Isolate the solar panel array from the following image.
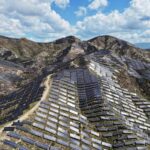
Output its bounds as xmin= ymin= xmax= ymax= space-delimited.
xmin=1 ymin=50 xmax=150 ymax=150
xmin=0 ymin=76 xmax=44 ymax=125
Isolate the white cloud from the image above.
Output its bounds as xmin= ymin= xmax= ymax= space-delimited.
xmin=0 ymin=0 xmax=150 ymax=43
xmin=51 ymin=0 xmax=70 ymax=9
xmin=0 ymin=14 xmax=25 ymax=37
xmin=75 ymin=0 xmax=150 ymax=43
xmin=88 ymin=0 xmax=108 ymax=10
xmin=143 ymin=30 xmax=150 ymax=36
xmin=129 ymin=0 xmax=150 ymax=17
xmin=76 ymin=10 xmax=125 ymax=36
xmin=75 ymin=7 xmax=87 ymax=17
xmin=109 ymin=31 xmax=150 ymax=43
xmin=0 ymin=0 xmax=74 ymax=41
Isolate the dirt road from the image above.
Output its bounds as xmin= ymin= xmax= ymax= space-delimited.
xmin=0 ymin=74 xmax=52 ymax=140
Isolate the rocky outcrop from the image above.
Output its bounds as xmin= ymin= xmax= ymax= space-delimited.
xmin=0 ymin=35 xmax=150 ymax=98
xmin=0 ymin=35 xmax=150 ymax=149
xmin=88 ymin=35 xmax=150 ymax=62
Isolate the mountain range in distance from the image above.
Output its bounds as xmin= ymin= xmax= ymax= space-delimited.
xmin=135 ymin=42 xmax=150 ymax=49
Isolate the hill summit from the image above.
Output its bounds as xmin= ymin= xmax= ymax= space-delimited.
xmin=0 ymin=35 xmax=150 ymax=149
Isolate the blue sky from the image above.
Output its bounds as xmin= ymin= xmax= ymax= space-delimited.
xmin=0 ymin=0 xmax=150 ymax=43
xmin=52 ymin=0 xmax=130 ymax=25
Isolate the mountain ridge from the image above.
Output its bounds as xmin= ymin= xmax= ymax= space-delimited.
xmin=0 ymin=34 xmax=150 ymax=97
xmin=0 ymin=34 xmax=150 ymax=150
xmin=0 ymin=34 xmax=149 ymax=61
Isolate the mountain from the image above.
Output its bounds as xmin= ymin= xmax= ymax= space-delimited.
xmin=88 ymin=35 xmax=150 ymax=62
xmin=0 ymin=35 xmax=150 ymax=149
xmin=135 ymin=42 xmax=150 ymax=49
xmin=0 ymin=35 xmax=149 ymax=61
xmin=0 ymin=35 xmax=85 ymax=95
xmin=0 ymin=35 xmax=150 ymax=96
xmin=0 ymin=35 xmax=80 ymax=61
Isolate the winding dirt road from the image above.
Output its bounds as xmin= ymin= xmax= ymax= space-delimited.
xmin=0 ymin=74 xmax=52 ymax=140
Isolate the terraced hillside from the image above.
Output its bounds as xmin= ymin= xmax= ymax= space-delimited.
xmin=0 ymin=50 xmax=149 ymax=150
xmin=0 ymin=35 xmax=150 ymax=150
xmin=0 ymin=75 xmax=46 ymax=124
xmin=0 ymin=35 xmax=149 ymax=97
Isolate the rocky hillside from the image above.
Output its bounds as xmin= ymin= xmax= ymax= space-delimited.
xmin=1 ymin=35 xmax=149 ymax=62
xmin=0 ymin=35 xmax=150 ymax=150
xmin=0 ymin=35 xmax=150 ymax=97
xmin=0 ymin=35 xmax=80 ymax=59
xmin=88 ymin=35 xmax=150 ymax=62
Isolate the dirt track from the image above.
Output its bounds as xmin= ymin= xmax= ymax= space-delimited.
xmin=19 ymin=75 xmax=52 ymax=121
xmin=0 ymin=74 xmax=52 ymax=140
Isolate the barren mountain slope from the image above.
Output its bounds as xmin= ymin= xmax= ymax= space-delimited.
xmin=0 ymin=35 xmax=150 ymax=98
xmin=89 ymin=35 xmax=150 ymax=62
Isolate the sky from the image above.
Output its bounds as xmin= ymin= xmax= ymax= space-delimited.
xmin=0 ymin=0 xmax=150 ymax=43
